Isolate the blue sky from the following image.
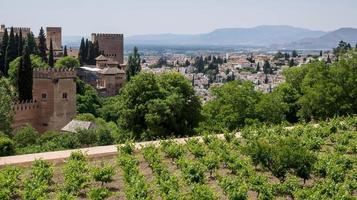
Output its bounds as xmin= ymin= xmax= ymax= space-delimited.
xmin=1 ymin=0 xmax=357 ymax=36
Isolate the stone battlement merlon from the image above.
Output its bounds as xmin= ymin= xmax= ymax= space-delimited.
xmin=12 ymin=100 xmax=40 ymax=112
xmin=33 ymin=68 xmax=76 ymax=79
xmin=12 ymin=27 xmax=31 ymax=32
xmin=92 ymin=33 xmax=123 ymax=38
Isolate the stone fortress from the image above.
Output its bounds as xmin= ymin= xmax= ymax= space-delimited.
xmin=12 ymin=68 xmax=77 ymax=133
xmin=0 ymin=25 xmax=31 ymax=43
xmin=91 ymin=33 xmax=124 ymax=64
xmin=2 ymin=23 xmax=125 ymax=132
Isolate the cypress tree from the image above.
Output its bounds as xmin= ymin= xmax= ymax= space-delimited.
xmin=18 ymin=29 xmax=23 ymax=57
xmin=63 ymin=45 xmax=68 ymax=57
xmin=0 ymin=28 xmax=8 ymax=75
xmin=48 ymin=38 xmax=54 ymax=67
xmin=263 ymin=60 xmax=271 ymax=75
xmin=17 ymin=45 xmax=33 ymax=101
xmin=26 ymin=32 xmax=39 ymax=55
xmin=86 ymin=41 xmax=95 ymax=65
xmin=78 ymin=37 xmax=85 ymax=65
xmin=84 ymin=39 xmax=89 ymax=63
xmin=14 ymin=33 xmax=19 ymax=57
xmin=93 ymin=40 xmax=100 ymax=58
xmin=289 ymin=58 xmax=295 ymax=67
xmin=126 ymin=47 xmax=141 ymax=81
xmin=38 ymin=27 xmax=47 ymax=62
xmin=5 ymin=27 xmax=17 ymax=76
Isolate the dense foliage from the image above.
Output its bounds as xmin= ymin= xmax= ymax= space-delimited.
xmin=111 ymin=72 xmax=201 ymax=140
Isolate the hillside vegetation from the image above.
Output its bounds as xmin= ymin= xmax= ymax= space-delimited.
xmin=0 ymin=116 xmax=355 ymax=200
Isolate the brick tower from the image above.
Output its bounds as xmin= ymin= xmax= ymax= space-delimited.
xmin=91 ymin=33 xmax=124 ymax=64
xmin=32 ymin=68 xmax=76 ymax=132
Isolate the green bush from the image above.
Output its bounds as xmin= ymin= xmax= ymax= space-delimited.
xmin=92 ymin=163 xmax=115 ymax=186
xmin=88 ymin=188 xmax=112 ymax=200
xmin=96 ymin=129 xmax=114 ymax=146
xmin=0 ymin=167 xmax=22 ymax=200
xmin=0 ymin=135 xmax=15 ymax=156
xmin=13 ymin=124 xmax=39 ymax=147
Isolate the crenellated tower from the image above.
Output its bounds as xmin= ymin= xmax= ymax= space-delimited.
xmin=12 ymin=68 xmax=77 ymax=133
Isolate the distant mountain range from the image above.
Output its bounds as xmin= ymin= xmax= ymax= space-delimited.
xmin=63 ymin=25 xmax=357 ymax=50
xmin=284 ymin=27 xmax=357 ymax=49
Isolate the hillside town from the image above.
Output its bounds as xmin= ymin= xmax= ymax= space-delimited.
xmin=0 ymin=0 xmax=356 ymax=199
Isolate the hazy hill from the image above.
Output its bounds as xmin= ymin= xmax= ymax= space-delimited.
xmin=286 ymin=28 xmax=357 ymax=49
xmin=126 ymin=25 xmax=326 ymax=46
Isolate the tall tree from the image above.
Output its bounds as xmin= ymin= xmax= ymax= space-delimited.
xmin=26 ymin=32 xmax=39 ymax=55
xmin=63 ymin=45 xmax=68 ymax=57
xmin=48 ymin=38 xmax=54 ymax=67
xmin=125 ymin=47 xmax=141 ymax=81
xmin=78 ymin=37 xmax=85 ymax=65
xmin=38 ymin=27 xmax=47 ymax=62
xmin=289 ymin=59 xmax=295 ymax=67
xmin=17 ymin=45 xmax=33 ymax=101
xmin=93 ymin=40 xmax=100 ymax=58
xmin=263 ymin=60 xmax=271 ymax=75
xmin=86 ymin=41 xmax=95 ymax=65
xmin=14 ymin=33 xmax=19 ymax=57
xmin=0 ymin=28 xmax=8 ymax=75
xmin=17 ymin=29 xmax=23 ymax=57
xmin=292 ymin=50 xmax=298 ymax=58
xmin=4 ymin=27 xmax=17 ymax=76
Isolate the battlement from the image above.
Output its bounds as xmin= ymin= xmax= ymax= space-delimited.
xmin=92 ymin=33 xmax=123 ymax=38
xmin=46 ymin=27 xmax=61 ymax=31
xmin=12 ymin=27 xmax=31 ymax=32
xmin=12 ymin=100 xmax=40 ymax=112
xmin=33 ymin=68 xmax=76 ymax=79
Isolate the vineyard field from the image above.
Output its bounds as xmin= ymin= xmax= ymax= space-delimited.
xmin=0 ymin=116 xmax=356 ymax=200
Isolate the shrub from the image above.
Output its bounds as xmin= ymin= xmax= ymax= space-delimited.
xmin=96 ymin=128 xmax=114 ymax=146
xmin=0 ymin=135 xmax=15 ymax=156
xmin=88 ymin=188 xmax=112 ymax=200
xmin=0 ymin=167 xmax=22 ymax=200
xmin=92 ymin=163 xmax=115 ymax=186
xmin=31 ymin=160 xmax=54 ymax=184
xmin=63 ymin=151 xmax=90 ymax=195
xmin=13 ymin=124 xmax=39 ymax=147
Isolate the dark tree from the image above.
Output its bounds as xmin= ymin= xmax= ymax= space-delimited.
xmin=292 ymin=50 xmax=298 ymax=58
xmin=5 ymin=27 xmax=17 ymax=76
xmin=17 ymin=45 xmax=33 ymax=101
xmin=289 ymin=59 xmax=295 ymax=67
xmin=86 ymin=41 xmax=95 ymax=65
xmin=38 ymin=27 xmax=47 ymax=62
xmin=78 ymin=38 xmax=85 ymax=65
xmin=26 ymin=32 xmax=39 ymax=55
xmin=93 ymin=40 xmax=100 ymax=58
xmin=17 ymin=29 xmax=23 ymax=57
xmin=185 ymin=60 xmax=190 ymax=67
xmin=0 ymin=28 xmax=8 ymax=75
xmin=125 ymin=47 xmax=141 ymax=81
xmin=195 ymin=56 xmax=205 ymax=73
xmin=63 ymin=45 xmax=68 ymax=57
xmin=326 ymin=55 xmax=332 ymax=64
xmin=14 ymin=33 xmax=19 ymax=57
xmin=48 ymin=39 xmax=54 ymax=67
xmin=319 ymin=50 xmax=323 ymax=57
xmin=263 ymin=60 xmax=271 ymax=75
